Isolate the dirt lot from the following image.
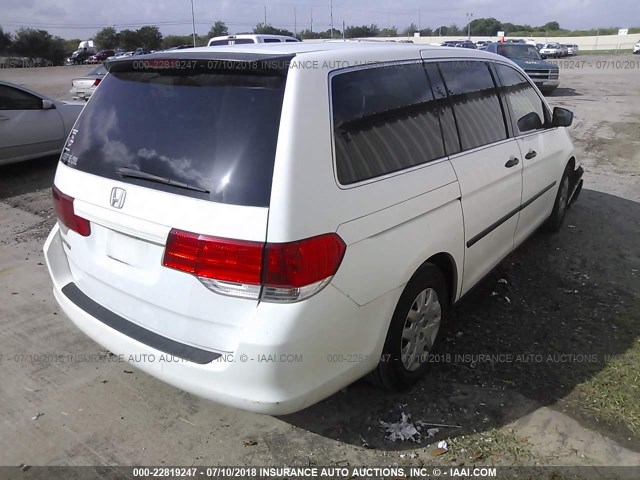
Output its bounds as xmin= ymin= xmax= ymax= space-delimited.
xmin=1 ymin=58 xmax=639 ymax=477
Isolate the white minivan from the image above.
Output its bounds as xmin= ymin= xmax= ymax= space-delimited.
xmin=44 ymin=43 xmax=583 ymax=414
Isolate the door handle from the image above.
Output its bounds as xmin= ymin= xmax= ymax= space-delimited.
xmin=505 ymin=157 xmax=520 ymax=168
xmin=525 ymin=150 xmax=537 ymax=160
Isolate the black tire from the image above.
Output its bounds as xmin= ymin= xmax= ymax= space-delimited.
xmin=543 ymin=164 xmax=572 ymax=233
xmin=368 ymin=264 xmax=449 ymax=391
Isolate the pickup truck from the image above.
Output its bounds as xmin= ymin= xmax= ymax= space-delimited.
xmin=486 ymin=42 xmax=560 ymax=94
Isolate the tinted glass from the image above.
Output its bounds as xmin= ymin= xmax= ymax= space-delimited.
xmin=263 ymin=38 xmax=280 ymax=43
xmin=495 ymin=64 xmax=548 ymax=134
xmin=208 ymin=40 xmax=232 ymax=45
xmin=89 ymin=65 xmax=108 ymax=76
xmin=233 ymin=39 xmax=254 ymax=44
xmin=424 ymin=63 xmax=461 ymax=155
xmin=438 ymin=61 xmax=507 ymax=151
xmin=0 ymin=85 xmax=41 ymax=110
xmin=496 ymin=44 xmax=541 ymax=60
xmin=332 ymin=63 xmax=445 ymax=185
xmin=62 ymin=67 xmax=287 ymax=207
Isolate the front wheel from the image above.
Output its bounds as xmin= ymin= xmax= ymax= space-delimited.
xmin=368 ymin=264 xmax=449 ymax=390
xmin=543 ymin=166 xmax=571 ymax=233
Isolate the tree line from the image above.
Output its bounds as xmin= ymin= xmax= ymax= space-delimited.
xmin=1 ymin=18 xmax=639 ymax=65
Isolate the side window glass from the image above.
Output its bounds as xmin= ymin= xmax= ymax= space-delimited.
xmin=424 ymin=62 xmax=461 ymax=155
xmin=0 ymin=85 xmax=42 ymax=110
xmin=438 ymin=61 xmax=508 ymax=151
xmin=331 ymin=63 xmax=445 ymax=185
xmin=495 ymin=63 xmax=549 ymax=134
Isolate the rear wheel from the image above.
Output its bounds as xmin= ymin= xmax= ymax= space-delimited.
xmin=368 ymin=264 xmax=449 ymax=390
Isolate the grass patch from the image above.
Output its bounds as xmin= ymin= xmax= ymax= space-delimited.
xmin=447 ymin=428 xmax=534 ymax=465
xmin=573 ymin=338 xmax=640 ymax=434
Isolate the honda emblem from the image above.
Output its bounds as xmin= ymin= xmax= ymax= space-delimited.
xmin=110 ymin=187 xmax=127 ymax=209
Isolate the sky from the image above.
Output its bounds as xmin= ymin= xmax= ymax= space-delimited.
xmin=0 ymin=0 xmax=636 ymax=39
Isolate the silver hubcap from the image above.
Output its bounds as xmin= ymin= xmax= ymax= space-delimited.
xmin=401 ymin=288 xmax=442 ymax=371
xmin=558 ymin=177 xmax=569 ymax=217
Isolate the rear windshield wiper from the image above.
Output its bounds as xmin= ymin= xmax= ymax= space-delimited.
xmin=116 ymin=167 xmax=210 ymax=194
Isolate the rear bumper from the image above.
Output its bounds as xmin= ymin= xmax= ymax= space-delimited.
xmin=44 ymin=224 xmax=398 ymax=414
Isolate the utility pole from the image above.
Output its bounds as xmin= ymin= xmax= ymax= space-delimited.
xmin=418 ymin=10 xmax=421 ymax=31
xmin=310 ymin=7 xmax=314 ymax=33
xmin=330 ymin=0 xmax=334 ymax=38
xmin=264 ymin=5 xmax=267 ymax=25
xmin=190 ymin=0 xmax=196 ymax=47
xmin=294 ymin=6 xmax=297 ymax=36
xmin=342 ymin=20 xmax=345 ymax=40
xmin=466 ymin=12 xmax=473 ymax=40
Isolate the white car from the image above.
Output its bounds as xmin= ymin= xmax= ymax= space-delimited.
xmin=70 ymin=65 xmax=107 ymax=101
xmin=44 ymin=43 xmax=583 ymax=414
xmin=207 ymin=34 xmax=300 ymax=46
xmin=562 ymin=44 xmax=579 ymax=55
xmin=0 ymin=81 xmax=83 ymax=166
xmin=539 ymin=43 xmax=566 ymax=58
xmin=634 ymin=41 xmax=640 ymax=54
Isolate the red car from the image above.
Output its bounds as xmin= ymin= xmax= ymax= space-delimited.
xmin=86 ymin=50 xmax=115 ymax=64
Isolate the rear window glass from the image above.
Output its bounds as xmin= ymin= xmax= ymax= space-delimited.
xmin=62 ymin=63 xmax=287 ymax=207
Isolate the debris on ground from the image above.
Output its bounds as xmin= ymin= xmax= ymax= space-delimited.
xmin=498 ymin=278 xmax=508 ymax=285
xmin=243 ymin=440 xmax=258 ymax=447
xmin=360 ymin=436 xmax=371 ymax=449
xmin=380 ymin=414 xmax=459 ymax=442
xmin=432 ymin=440 xmax=449 ymax=456
xmin=504 ymin=296 xmax=511 ymax=304
xmin=380 ymin=413 xmax=419 ymax=442
xmin=31 ymin=413 xmax=44 ymax=421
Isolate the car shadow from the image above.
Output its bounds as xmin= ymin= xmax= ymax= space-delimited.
xmin=281 ymin=188 xmax=640 ymax=451
xmin=0 ymin=155 xmax=59 ymax=200
xmin=550 ymin=87 xmax=581 ymax=97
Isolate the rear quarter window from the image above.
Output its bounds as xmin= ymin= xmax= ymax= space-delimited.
xmin=331 ymin=63 xmax=446 ymax=185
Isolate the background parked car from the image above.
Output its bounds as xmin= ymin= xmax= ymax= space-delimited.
xmin=539 ymin=43 xmax=566 ymax=58
xmin=486 ymin=42 xmax=560 ymax=95
xmin=441 ymin=40 xmax=476 ymax=49
xmin=106 ymin=51 xmax=134 ymax=61
xmin=634 ymin=41 xmax=640 ymax=54
xmin=0 ymin=81 xmax=83 ymax=165
xmin=207 ymin=34 xmax=300 ymax=46
xmin=65 ymin=49 xmax=94 ymax=65
xmin=86 ymin=50 xmax=115 ymax=64
xmin=70 ymin=65 xmax=107 ymax=101
xmin=562 ymin=44 xmax=579 ymax=55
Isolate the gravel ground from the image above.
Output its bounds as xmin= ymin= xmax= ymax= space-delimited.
xmin=0 ymin=57 xmax=639 ymax=475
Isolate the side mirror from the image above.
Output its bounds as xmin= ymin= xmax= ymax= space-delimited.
xmin=552 ymin=107 xmax=573 ymax=127
xmin=42 ymin=100 xmax=56 ymax=110
xmin=517 ymin=112 xmax=543 ymax=132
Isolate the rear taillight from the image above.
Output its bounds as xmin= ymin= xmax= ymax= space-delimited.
xmin=162 ymin=229 xmax=346 ymax=303
xmin=92 ymin=78 xmax=101 ymax=87
xmin=52 ymin=186 xmax=91 ymax=237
